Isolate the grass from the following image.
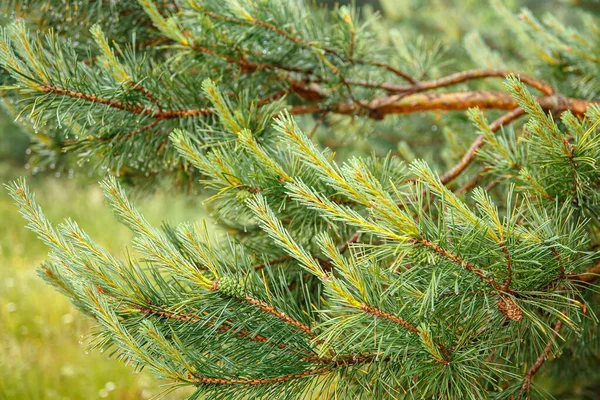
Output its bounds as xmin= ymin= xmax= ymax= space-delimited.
xmin=0 ymin=163 xmax=202 ymax=399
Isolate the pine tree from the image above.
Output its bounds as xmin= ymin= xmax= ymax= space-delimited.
xmin=2 ymin=1 xmax=600 ymax=398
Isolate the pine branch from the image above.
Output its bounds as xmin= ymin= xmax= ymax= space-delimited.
xmin=188 ymin=367 xmax=328 ymax=386
xmin=188 ymin=350 xmax=389 ymax=387
xmin=39 ymin=82 xmax=214 ymax=119
xmin=196 ymin=4 xmax=416 ymax=83
xmin=359 ymin=304 xmax=420 ymax=334
xmin=135 ymin=304 xmax=278 ymax=346
xmin=415 ymin=237 xmax=504 ymax=291
xmin=45 ymin=79 xmax=593 ymax=126
xmin=5 ymin=2 xmax=600 ymax=397
xmin=237 ymin=292 xmax=315 ymax=337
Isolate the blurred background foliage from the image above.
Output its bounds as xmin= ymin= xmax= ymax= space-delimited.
xmin=1 ymin=0 xmax=600 ymax=399
xmin=0 ymin=109 xmax=203 ymax=398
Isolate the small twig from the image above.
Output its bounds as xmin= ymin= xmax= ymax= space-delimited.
xmin=550 ymin=248 xmax=565 ymax=280
xmin=338 ymin=232 xmax=361 ymax=254
xmin=350 ymin=69 xmax=554 ymax=96
xmin=483 ymin=176 xmax=503 ymax=192
xmin=454 ymin=167 xmax=486 ymax=195
xmin=500 ymin=240 xmax=513 ymax=290
xmin=440 ymin=107 xmax=525 ymax=185
xmin=189 ymin=367 xmax=328 ymax=386
xmin=568 ymin=260 xmax=600 ymax=283
xmin=130 ymin=81 xmax=162 ymax=111
xmin=81 ymin=36 xmax=170 ymax=65
xmin=354 ymin=59 xmax=417 ymax=85
xmin=121 ymin=118 xmax=163 ymax=139
xmin=255 ymin=231 xmax=358 ymax=273
xmin=307 ymin=111 xmax=329 ymax=139
xmin=253 ymin=255 xmax=293 ymax=271
xmin=199 ymin=7 xmax=416 ymax=84
xmin=360 ymin=304 xmax=420 ymax=334
xmin=521 ymin=319 xmax=563 ymax=394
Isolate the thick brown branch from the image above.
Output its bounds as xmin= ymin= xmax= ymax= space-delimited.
xmin=41 ymin=82 xmax=597 ymax=127
xmin=288 ymin=91 xmax=597 ymax=120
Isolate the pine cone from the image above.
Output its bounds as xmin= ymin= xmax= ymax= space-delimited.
xmin=498 ymin=296 xmax=523 ymax=321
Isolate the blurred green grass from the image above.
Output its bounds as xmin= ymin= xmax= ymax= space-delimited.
xmin=0 ymin=163 xmax=203 ymax=399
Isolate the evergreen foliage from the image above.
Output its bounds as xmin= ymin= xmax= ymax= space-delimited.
xmin=2 ymin=1 xmax=600 ymax=398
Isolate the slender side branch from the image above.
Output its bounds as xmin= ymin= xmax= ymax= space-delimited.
xmin=188 ymin=42 xmax=312 ymax=75
xmin=189 ymin=368 xmax=329 ymax=386
xmin=360 ymin=304 xmax=420 ymax=334
xmin=253 ymin=231 xmax=360 ymax=271
xmin=568 ymin=260 xmax=600 ymax=283
xmin=500 ymin=240 xmax=513 ymax=290
xmin=521 ymin=320 xmax=563 ymax=393
xmin=338 ymin=232 xmax=360 ymax=254
xmin=439 ymin=107 xmax=525 ymax=185
xmin=197 ymin=7 xmax=416 ymax=84
xmin=189 ymin=352 xmax=387 ymax=386
xmin=354 ymin=69 xmax=554 ymax=96
xmin=40 ymin=83 xmax=214 ymax=119
xmin=136 ymin=304 xmax=277 ymax=345
xmin=252 ymin=255 xmax=293 ymax=271
xmin=241 ymin=293 xmax=315 ymax=337
xmin=416 ymin=237 xmax=504 ymax=291
xmin=454 ymin=167 xmax=487 ymax=195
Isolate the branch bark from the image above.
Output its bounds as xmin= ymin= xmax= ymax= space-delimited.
xmin=288 ymin=91 xmax=596 ymax=119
